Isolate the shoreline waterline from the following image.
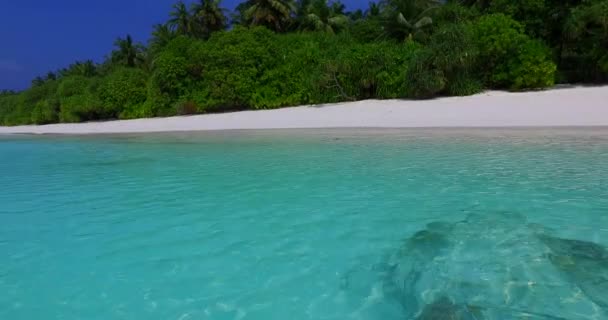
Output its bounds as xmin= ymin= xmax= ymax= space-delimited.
xmin=1 ymin=86 xmax=607 ymax=135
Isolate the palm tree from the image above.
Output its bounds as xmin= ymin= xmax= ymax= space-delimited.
xmin=244 ymin=0 xmax=296 ymax=32
xmin=59 ymin=60 xmax=97 ymax=77
xmin=300 ymin=0 xmax=349 ymax=34
xmin=348 ymin=9 xmax=364 ymax=21
xmin=191 ymin=0 xmax=227 ymax=39
xmin=295 ymin=0 xmax=312 ymax=25
xmin=150 ymin=24 xmax=176 ymax=53
xmin=169 ymin=1 xmax=194 ymax=36
xmin=366 ymin=2 xmax=381 ymax=18
xmin=31 ymin=76 xmax=45 ymax=87
xmin=45 ymin=72 xmax=57 ymax=81
xmin=232 ymin=1 xmax=253 ymax=25
xmin=329 ymin=0 xmax=345 ymax=15
xmin=347 ymin=2 xmax=380 ymax=22
xmin=111 ymin=35 xmax=145 ymax=67
xmin=381 ymin=0 xmax=441 ymax=41
xmin=76 ymin=60 xmax=97 ymax=77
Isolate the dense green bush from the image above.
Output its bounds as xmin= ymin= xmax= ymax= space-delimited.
xmin=247 ymin=32 xmax=323 ymax=109
xmin=349 ymin=18 xmax=386 ymax=43
xmin=98 ymin=68 xmax=148 ymax=119
xmin=56 ymin=76 xmax=98 ymax=122
xmin=473 ymin=14 xmax=528 ymax=72
xmin=494 ymin=40 xmax=557 ymax=90
xmin=57 ymin=76 xmax=90 ymax=98
xmin=19 ymin=81 xmax=60 ymax=124
xmin=404 ymin=49 xmax=446 ymax=99
xmin=150 ymin=54 xmax=191 ymax=100
xmin=59 ymin=93 xmax=101 ymax=123
xmin=31 ymin=98 xmax=59 ymax=124
xmin=473 ymin=14 xmax=555 ymax=90
xmin=427 ymin=23 xmax=478 ymax=78
xmin=1 ymin=0 xmax=605 ymax=126
xmin=488 ymin=0 xmax=547 ymax=37
xmin=0 ymin=94 xmax=25 ymax=125
xmin=405 ymin=23 xmax=481 ymax=98
xmin=150 ymin=36 xmax=200 ymax=102
xmin=192 ymin=27 xmax=277 ymax=111
xmin=137 ymin=81 xmax=174 ymax=118
xmin=433 ymin=2 xmax=480 ymax=27
xmin=564 ymin=0 xmax=608 ymax=82
xmin=321 ymin=41 xmax=418 ymax=100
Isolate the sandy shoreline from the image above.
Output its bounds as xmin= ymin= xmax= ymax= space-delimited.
xmin=1 ymin=86 xmax=607 ymax=134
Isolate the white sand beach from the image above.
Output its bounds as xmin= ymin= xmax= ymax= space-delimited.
xmin=1 ymin=86 xmax=607 ymax=134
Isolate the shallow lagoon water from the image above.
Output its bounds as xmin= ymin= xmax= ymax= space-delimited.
xmin=1 ymin=128 xmax=608 ymax=319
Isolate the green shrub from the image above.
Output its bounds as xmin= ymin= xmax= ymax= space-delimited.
xmin=488 ymin=0 xmax=547 ymax=37
xmin=11 ymin=81 xmax=60 ymax=124
xmin=473 ymin=14 xmax=556 ymax=90
xmin=6 ymin=4 xmax=600 ymax=127
xmin=189 ymin=27 xmax=277 ymax=111
xmin=431 ymin=23 xmax=482 ymax=96
xmin=57 ymin=76 xmax=89 ymax=98
xmin=446 ymin=73 xmax=483 ymax=96
xmin=427 ymin=23 xmax=478 ymax=76
xmin=349 ymin=19 xmax=386 ymax=43
xmin=494 ymin=40 xmax=556 ymax=90
xmin=0 ymin=94 xmax=28 ymax=125
xmin=473 ymin=14 xmax=527 ymax=70
xmin=320 ymin=41 xmax=419 ymax=101
xmin=405 ymin=23 xmax=481 ymax=99
xmin=246 ymin=33 xmax=327 ymax=109
xmin=148 ymin=36 xmax=201 ymax=107
xmin=564 ymin=0 xmax=608 ymax=82
xmin=55 ymin=76 xmax=99 ymax=122
xmin=59 ymin=93 xmax=102 ymax=123
xmin=291 ymin=32 xmax=352 ymax=104
xmin=97 ymin=68 xmax=148 ymax=118
xmin=174 ymin=100 xmax=199 ymax=115
xmin=31 ymin=97 xmax=60 ymax=124
xmin=22 ymin=81 xmax=58 ymax=108
xmin=171 ymin=89 xmax=211 ymax=115
xmin=405 ymin=49 xmax=446 ymax=99
xmin=150 ymin=54 xmax=190 ymax=99
xmin=433 ymin=2 xmax=480 ymax=27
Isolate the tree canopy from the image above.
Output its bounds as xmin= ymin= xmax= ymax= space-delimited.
xmin=1 ymin=0 xmax=606 ymax=126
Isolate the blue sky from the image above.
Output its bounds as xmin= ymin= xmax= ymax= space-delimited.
xmin=0 ymin=0 xmax=371 ymax=90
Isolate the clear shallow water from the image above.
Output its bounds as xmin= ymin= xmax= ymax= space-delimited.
xmin=1 ymin=128 xmax=608 ymax=320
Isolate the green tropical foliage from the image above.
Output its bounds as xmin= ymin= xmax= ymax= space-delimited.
xmin=191 ymin=0 xmax=228 ymax=38
xmin=111 ymin=35 xmax=146 ymax=68
xmin=381 ymin=0 xmax=441 ymax=41
xmin=487 ymin=0 xmax=547 ymax=37
xmin=169 ymin=1 xmax=195 ymax=35
xmin=150 ymin=24 xmax=177 ymax=54
xmin=566 ymin=0 xmax=608 ymax=79
xmin=473 ymin=14 xmax=556 ymax=89
xmin=299 ymin=0 xmax=349 ymax=34
xmin=60 ymin=60 xmax=98 ymax=78
xmin=366 ymin=2 xmax=381 ymax=17
xmin=1 ymin=0 xmax=607 ymax=126
xmin=244 ymin=0 xmax=296 ymax=31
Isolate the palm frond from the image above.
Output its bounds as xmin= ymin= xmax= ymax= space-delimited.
xmin=396 ymin=12 xmax=413 ymax=28
xmin=413 ymin=16 xmax=433 ymax=29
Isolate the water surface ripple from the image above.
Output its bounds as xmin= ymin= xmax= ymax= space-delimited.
xmin=1 ymin=128 xmax=608 ymax=319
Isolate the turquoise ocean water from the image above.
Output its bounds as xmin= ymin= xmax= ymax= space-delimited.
xmin=1 ymin=128 xmax=608 ymax=320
